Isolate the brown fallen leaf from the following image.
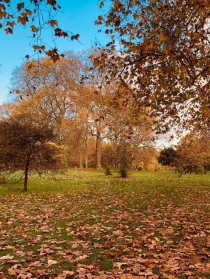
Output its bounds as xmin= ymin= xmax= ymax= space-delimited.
xmin=75 ymin=254 xmax=88 ymax=261
xmin=55 ymin=271 xmax=74 ymax=279
xmin=0 ymin=255 xmax=14 ymax=260
xmin=47 ymin=260 xmax=58 ymax=266
xmin=17 ymin=273 xmax=32 ymax=279
xmin=8 ymin=264 xmax=21 ymax=276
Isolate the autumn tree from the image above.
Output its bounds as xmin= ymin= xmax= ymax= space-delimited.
xmin=66 ymin=80 xmax=101 ymax=169
xmin=176 ymin=133 xmax=210 ymax=175
xmin=101 ymin=143 xmax=117 ymax=170
xmin=132 ymin=147 xmax=159 ymax=171
xmin=10 ymin=51 xmax=104 ymax=169
xmin=0 ymin=102 xmax=66 ymax=191
xmin=10 ymin=51 xmax=155 ymax=171
xmin=62 ymin=111 xmax=96 ymax=169
xmin=158 ymin=147 xmax=178 ymax=167
xmin=94 ymin=0 xmax=210 ymax=132
xmin=10 ymin=51 xmax=110 ymax=169
xmin=103 ymin=84 xmax=155 ymax=174
xmin=80 ymin=53 xmax=119 ymax=169
xmin=87 ymin=85 xmax=111 ymax=170
xmin=11 ymin=52 xmax=86 ymax=135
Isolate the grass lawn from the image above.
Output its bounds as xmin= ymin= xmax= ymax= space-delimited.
xmin=0 ymin=170 xmax=210 ymax=278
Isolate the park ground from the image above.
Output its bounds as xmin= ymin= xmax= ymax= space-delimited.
xmin=0 ymin=170 xmax=210 ymax=279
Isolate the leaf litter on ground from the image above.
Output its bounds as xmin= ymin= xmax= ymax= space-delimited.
xmin=0 ymin=172 xmax=210 ymax=278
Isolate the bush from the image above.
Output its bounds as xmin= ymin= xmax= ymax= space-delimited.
xmin=119 ymin=165 xmax=128 ymax=178
xmin=105 ymin=166 xmax=112 ymax=176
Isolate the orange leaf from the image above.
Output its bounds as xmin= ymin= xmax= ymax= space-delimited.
xmin=17 ymin=2 xmax=24 ymax=11
xmin=4 ymin=27 xmax=13 ymax=34
xmin=6 ymin=21 xmax=15 ymax=28
xmin=47 ymin=0 xmax=57 ymax=6
xmin=30 ymin=25 xmax=39 ymax=32
xmin=48 ymin=19 xmax=58 ymax=28
xmin=71 ymin=34 xmax=80 ymax=40
xmin=18 ymin=15 xmax=28 ymax=25
xmin=0 ymin=11 xmax=6 ymax=19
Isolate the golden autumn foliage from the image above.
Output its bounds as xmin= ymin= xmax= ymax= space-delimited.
xmin=94 ymin=0 xmax=210 ymax=132
xmin=9 ymin=51 xmax=156 ymax=171
xmin=176 ymin=133 xmax=210 ymax=174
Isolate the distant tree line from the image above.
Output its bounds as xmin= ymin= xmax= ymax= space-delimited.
xmin=158 ymin=134 xmax=210 ymax=175
xmin=0 ymin=52 xmax=158 ymax=190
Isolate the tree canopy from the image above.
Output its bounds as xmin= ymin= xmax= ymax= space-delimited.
xmin=158 ymin=147 xmax=177 ymax=167
xmin=94 ymin=0 xmax=210 ymax=132
xmin=176 ymin=133 xmax=210 ymax=174
xmin=2 ymin=1 xmax=209 ymax=134
xmin=0 ymin=103 xmax=66 ymax=191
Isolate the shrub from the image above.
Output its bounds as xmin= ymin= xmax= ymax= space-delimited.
xmin=105 ymin=166 xmax=112 ymax=176
xmin=119 ymin=164 xmax=128 ymax=178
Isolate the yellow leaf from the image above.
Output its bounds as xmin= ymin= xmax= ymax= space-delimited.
xmin=159 ymin=33 xmax=165 ymax=42
xmin=32 ymin=45 xmax=41 ymax=50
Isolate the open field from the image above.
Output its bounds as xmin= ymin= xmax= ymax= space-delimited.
xmin=0 ymin=170 xmax=210 ymax=278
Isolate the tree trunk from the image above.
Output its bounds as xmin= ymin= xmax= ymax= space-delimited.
xmin=96 ymin=130 xmax=102 ymax=169
xmin=85 ymin=135 xmax=89 ymax=168
xmin=78 ymin=139 xmax=83 ymax=169
xmin=24 ymin=158 xmax=30 ymax=192
xmin=119 ymin=144 xmax=128 ymax=178
xmin=79 ymin=150 xmax=83 ymax=169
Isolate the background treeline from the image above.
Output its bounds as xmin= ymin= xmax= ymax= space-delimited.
xmin=0 ymin=52 xmax=157 ymax=188
xmin=0 ymin=52 xmax=209 ymax=190
xmin=158 ymin=134 xmax=210 ymax=175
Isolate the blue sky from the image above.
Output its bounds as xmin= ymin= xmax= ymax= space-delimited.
xmin=0 ymin=0 xmax=110 ymax=104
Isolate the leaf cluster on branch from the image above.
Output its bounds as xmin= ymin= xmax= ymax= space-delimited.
xmin=0 ymin=0 xmax=79 ymax=61
xmin=94 ymin=0 xmax=210 ymax=132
